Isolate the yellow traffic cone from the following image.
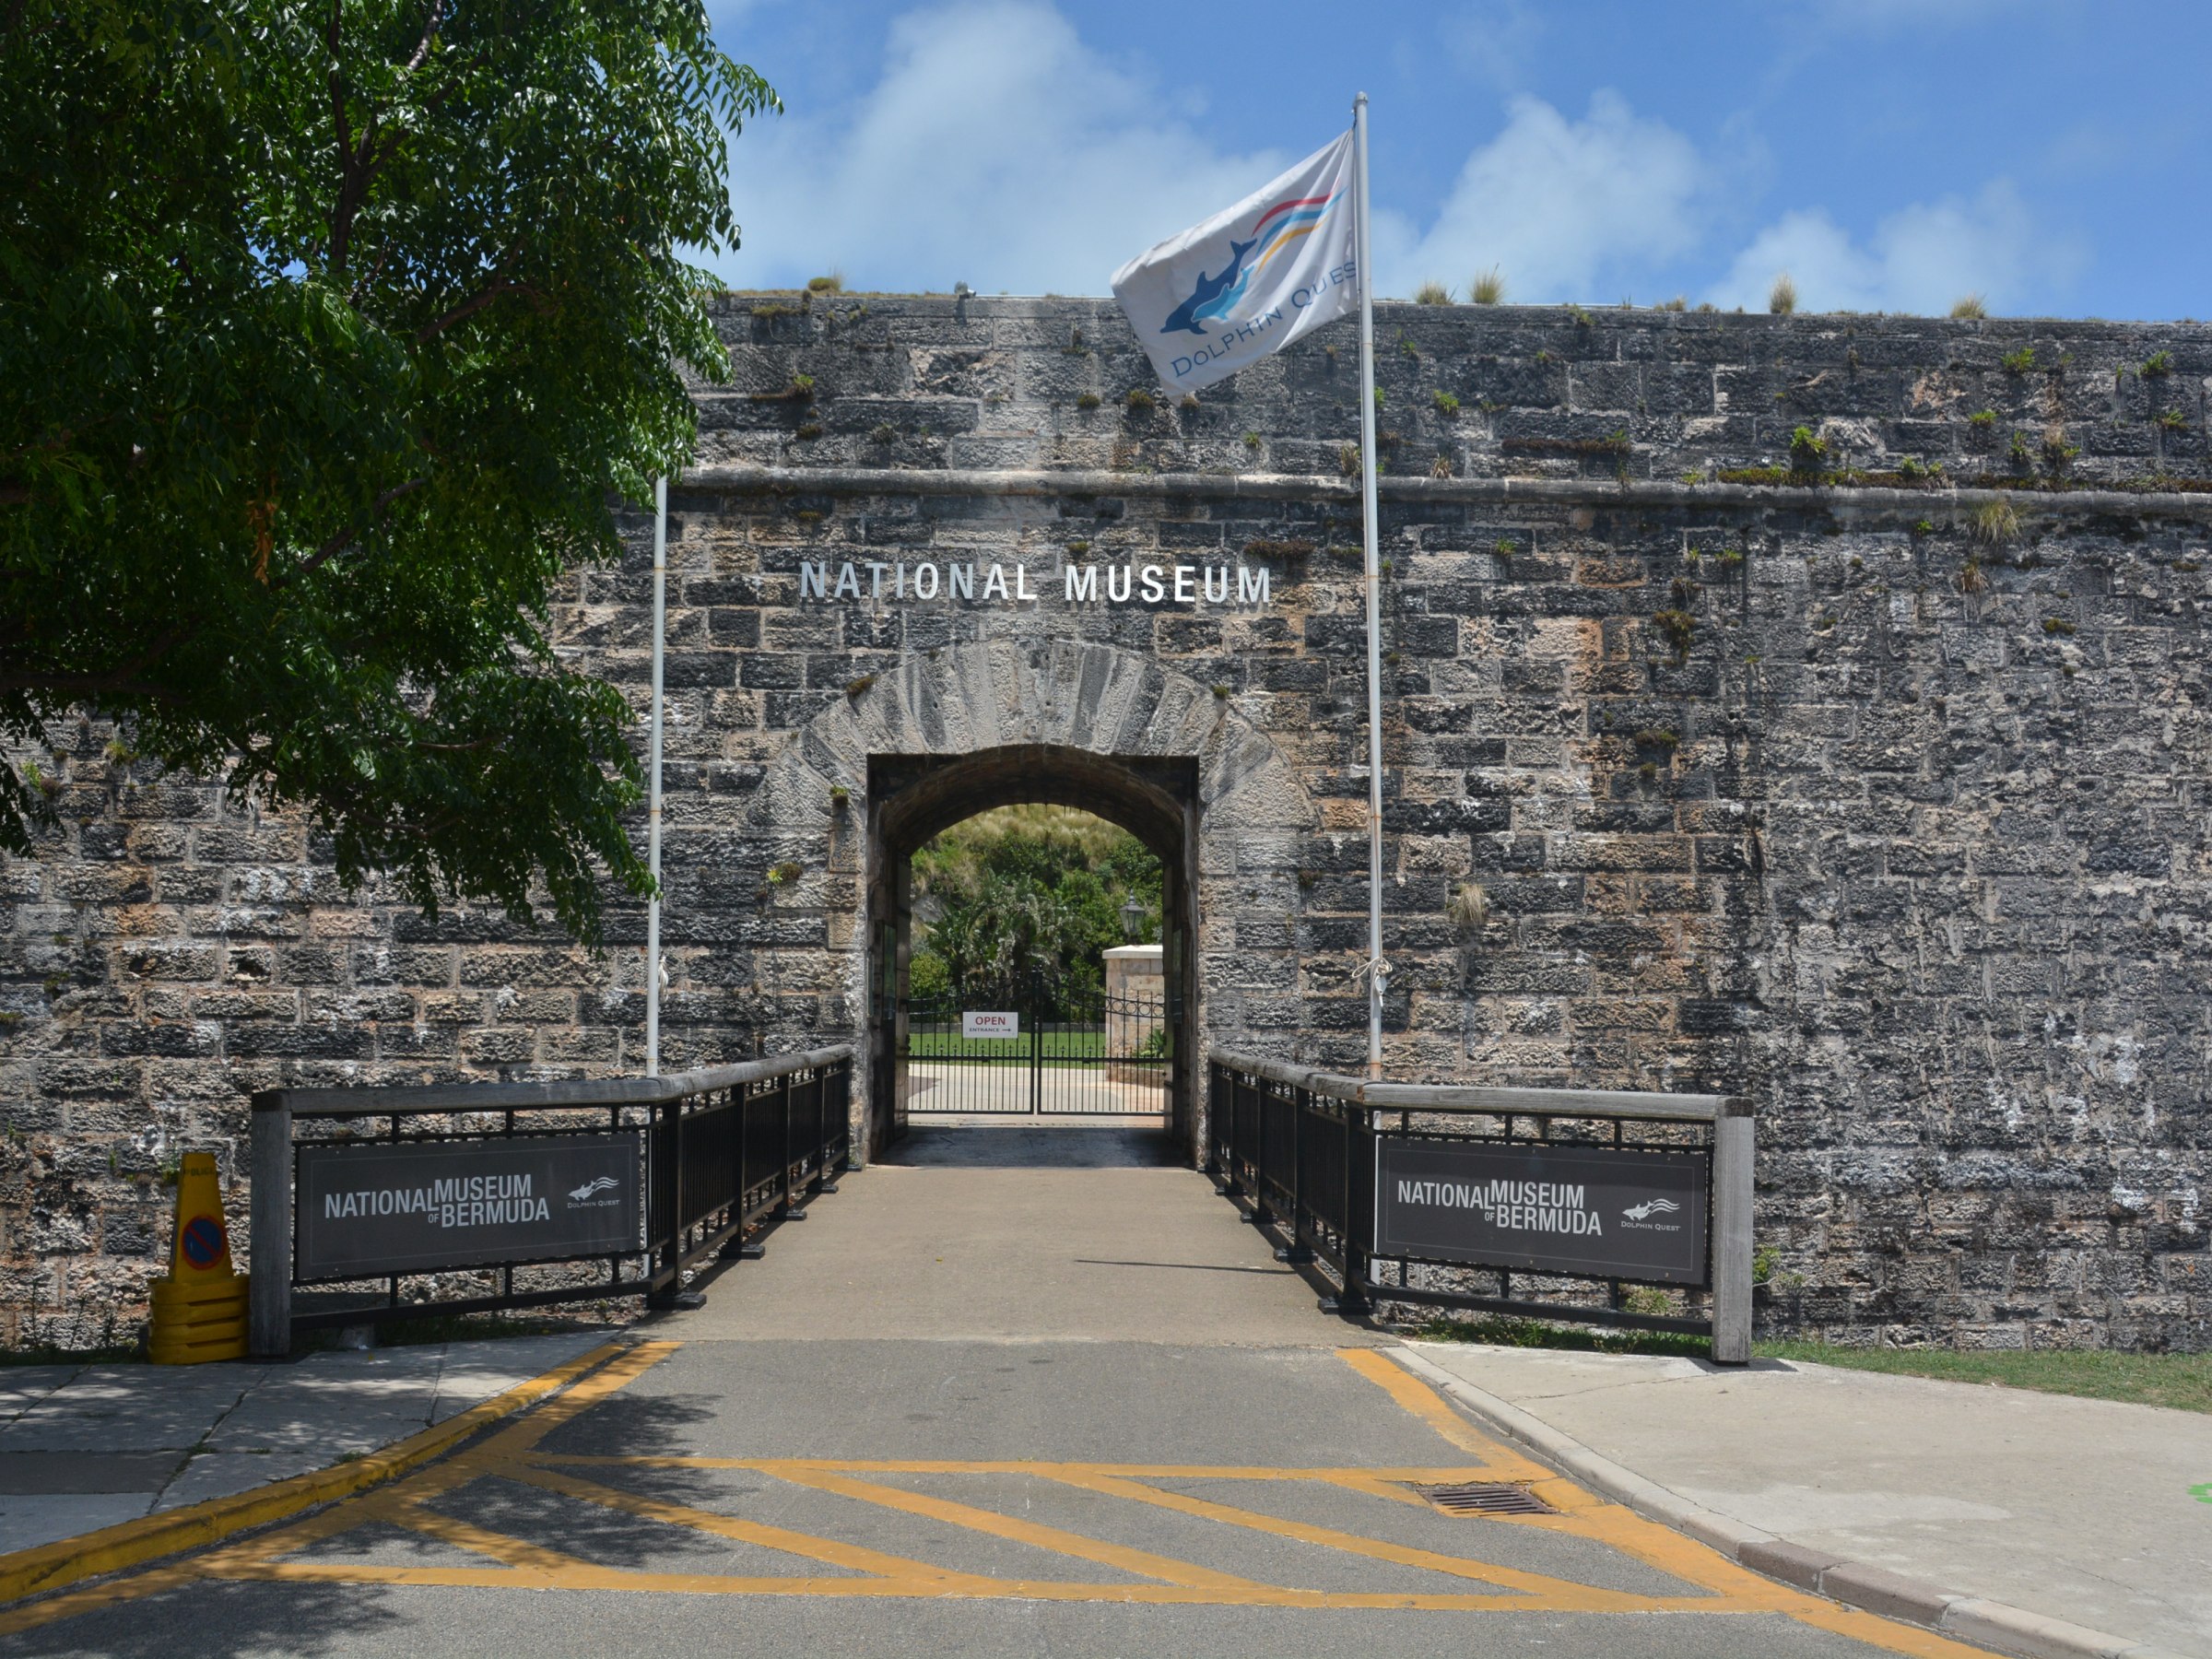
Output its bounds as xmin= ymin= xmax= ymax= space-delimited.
xmin=147 ymin=1151 xmax=249 ymax=1364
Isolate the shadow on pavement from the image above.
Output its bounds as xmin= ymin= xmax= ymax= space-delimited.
xmin=9 ymin=1577 xmax=414 ymax=1658
xmin=881 ymin=1125 xmax=1182 ymax=1170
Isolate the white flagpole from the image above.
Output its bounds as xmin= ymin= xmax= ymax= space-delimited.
xmin=1353 ymin=93 xmax=1388 ymax=1081
xmin=645 ymin=476 xmax=667 ymax=1077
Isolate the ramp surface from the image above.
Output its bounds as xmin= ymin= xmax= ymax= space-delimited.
xmin=655 ymin=1124 xmax=1363 ymax=1346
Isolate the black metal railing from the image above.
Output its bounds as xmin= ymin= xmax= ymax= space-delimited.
xmin=1208 ymin=1051 xmax=1756 ymax=1360
xmin=251 ymin=1048 xmax=852 ymax=1355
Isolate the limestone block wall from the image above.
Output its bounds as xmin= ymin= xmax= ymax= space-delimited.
xmin=4 ymin=294 xmax=2206 ymax=1350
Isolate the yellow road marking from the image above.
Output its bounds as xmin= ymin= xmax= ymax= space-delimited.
xmin=0 ymin=1335 xmax=2004 ymax=1657
xmin=762 ymin=1463 xmax=1265 ymax=1591
xmin=1041 ymin=1465 xmax=1693 ymax=1610
xmin=536 ymin=1454 xmax=1506 ymax=1480
xmin=191 ymin=1555 xmax=1801 ymax=1612
xmin=511 ymin=1461 xmax=994 ymax=1588
xmin=381 ymin=1500 xmax=601 ymax=1577
xmin=1335 ymin=1347 xmax=1554 ymax=1477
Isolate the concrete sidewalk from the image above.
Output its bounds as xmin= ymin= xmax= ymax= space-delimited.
xmin=1406 ymin=1340 xmax=2212 ymax=1658
xmin=0 ymin=1333 xmax=605 ymax=1555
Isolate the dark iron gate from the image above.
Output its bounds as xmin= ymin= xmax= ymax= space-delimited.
xmin=900 ymin=985 xmax=1171 ymax=1117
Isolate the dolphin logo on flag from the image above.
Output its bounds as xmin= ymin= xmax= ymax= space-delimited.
xmin=1161 ymin=236 xmax=1259 ymax=335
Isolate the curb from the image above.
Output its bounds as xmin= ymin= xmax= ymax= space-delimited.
xmin=1384 ymin=1344 xmax=2190 ymax=1659
xmin=0 ymin=1339 xmax=623 ymax=1607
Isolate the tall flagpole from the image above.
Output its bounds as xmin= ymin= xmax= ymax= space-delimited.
xmin=645 ymin=476 xmax=667 ymax=1077
xmin=1353 ymin=93 xmax=1387 ymax=1081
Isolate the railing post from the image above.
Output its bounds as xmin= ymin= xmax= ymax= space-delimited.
xmin=249 ymin=1092 xmax=291 ymax=1358
xmin=1277 ymin=1084 xmax=1312 ymax=1265
xmin=781 ymin=1072 xmax=805 ymax=1219
xmin=1330 ymin=1094 xmax=1371 ymax=1316
xmin=1712 ymin=1100 xmax=1755 ymax=1365
xmin=1218 ymin=1067 xmax=1241 ymax=1194
xmin=646 ymin=1094 xmax=679 ymax=1308
xmin=1248 ymin=1080 xmax=1273 ymax=1226
xmin=724 ymin=1082 xmax=766 ymax=1261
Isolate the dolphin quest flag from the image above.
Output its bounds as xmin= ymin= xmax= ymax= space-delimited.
xmin=1110 ymin=129 xmax=1358 ymax=394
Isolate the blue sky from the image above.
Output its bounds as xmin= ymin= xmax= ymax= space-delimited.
xmin=704 ymin=0 xmax=2209 ymax=321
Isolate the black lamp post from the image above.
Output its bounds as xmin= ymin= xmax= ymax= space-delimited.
xmin=1120 ymin=896 xmax=1145 ymax=942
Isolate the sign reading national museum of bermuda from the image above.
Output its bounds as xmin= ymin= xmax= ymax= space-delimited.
xmin=294 ymin=1133 xmax=644 ymax=1283
xmin=1373 ymin=1139 xmax=1710 ymax=1287
xmin=799 ymin=559 xmax=1272 ymax=608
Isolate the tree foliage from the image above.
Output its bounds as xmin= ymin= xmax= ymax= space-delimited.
xmin=0 ymin=1 xmax=775 ymax=941
xmin=911 ymin=807 xmax=1161 ymax=1011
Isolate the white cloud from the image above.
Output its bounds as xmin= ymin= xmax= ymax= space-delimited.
xmin=1383 ymin=93 xmax=1711 ymax=303
xmin=720 ymin=1 xmax=1288 ymax=295
xmin=1710 ymin=182 xmax=2074 ymax=313
xmin=1440 ymin=1 xmax=1543 ymax=90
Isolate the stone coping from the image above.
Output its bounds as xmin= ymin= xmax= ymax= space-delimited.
xmin=1207 ymin=1049 xmax=1748 ymax=1123
xmin=680 ymin=463 xmax=2212 ymax=523
xmin=253 ymin=1045 xmax=855 ymax=1118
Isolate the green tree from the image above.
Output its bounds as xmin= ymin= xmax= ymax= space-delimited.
xmin=0 ymin=2 xmax=774 ymax=941
xmin=909 ymin=808 xmax=1161 ymax=1013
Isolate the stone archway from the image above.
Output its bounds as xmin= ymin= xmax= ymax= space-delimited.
xmin=747 ymin=638 xmax=1319 ymax=1160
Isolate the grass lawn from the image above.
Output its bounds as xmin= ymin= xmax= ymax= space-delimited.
xmin=1410 ymin=1314 xmax=2212 ymax=1414
xmin=1757 ymin=1338 xmax=2212 ymax=1415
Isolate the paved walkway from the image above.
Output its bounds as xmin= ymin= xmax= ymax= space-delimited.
xmin=0 ymin=1126 xmax=2006 ymax=1656
xmin=0 ymin=1336 xmax=606 ymax=1555
xmin=1408 ymin=1342 xmax=2212 ymax=1658
xmin=657 ymin=1124 xmax=1349 ymax=1346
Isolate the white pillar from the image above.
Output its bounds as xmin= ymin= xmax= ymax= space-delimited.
xmin=645 ymin=477 xmax=666 ymax=1077
xmin=1353 ymin=92 xmax=1388 ymax=1079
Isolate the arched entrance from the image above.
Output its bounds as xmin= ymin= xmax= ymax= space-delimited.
xmin=747 ymin=639 xmax=1319 ymax=1169
xmin=865 ymin=745 xmax=1198 ymax=1156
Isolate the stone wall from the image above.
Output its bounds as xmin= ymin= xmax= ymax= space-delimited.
xmin=5 ymin=294 xmax=2206 ymax=1350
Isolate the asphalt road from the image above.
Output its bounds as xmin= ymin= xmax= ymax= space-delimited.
xmin=0 ymin=1130 xmax=2000 ymax=1658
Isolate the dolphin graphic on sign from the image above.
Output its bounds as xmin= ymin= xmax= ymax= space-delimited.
xmin=1159 ymin=236 xmax=1258 ymax=336
xmin=1622 ymin=1198 xmax=1681 ymax=1221
xmin=568 ymin=1175 xmax=620 ymax=1204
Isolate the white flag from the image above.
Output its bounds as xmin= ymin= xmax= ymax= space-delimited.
xmin=1111 ymin=131 xmax=1359 ymax=394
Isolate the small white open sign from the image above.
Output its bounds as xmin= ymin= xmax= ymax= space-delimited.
xmin=961 ymin=1010 xmax=1019 ymax=1039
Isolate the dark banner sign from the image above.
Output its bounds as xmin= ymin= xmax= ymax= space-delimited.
xmin=1374 ymin=1139 xmax=1709 ymax=1287
xmin=295 ymin=1133 xmax=644 ymax=1283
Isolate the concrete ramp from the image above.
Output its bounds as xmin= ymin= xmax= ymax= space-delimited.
xmin=652 ymin=1125 xmax=1377 ymax=1346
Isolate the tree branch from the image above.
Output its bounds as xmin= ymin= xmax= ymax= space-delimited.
xmin=280 ymin=476 xmax=430 ymax=584
xmin=401 ymin=1 xmax=444 ymax=74
xmin=413 ymin=277 xmax=522 ymax=344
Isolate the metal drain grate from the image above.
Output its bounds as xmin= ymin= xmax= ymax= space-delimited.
xmin=1412 ymin=1481 xmax=1558 ymax=1517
